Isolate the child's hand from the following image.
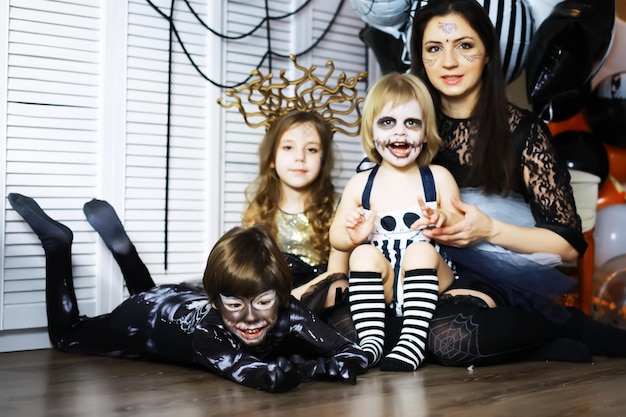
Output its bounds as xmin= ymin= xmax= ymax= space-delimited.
xmin=267 ymin=356 xmax=305 ymax=392
xmin=345 ymin=206 xmax=375 ymax=245
xmin=411 ymin=197 xmax=446 ymax=230
xmin=301 ymin=357 xmax=360 ymax=385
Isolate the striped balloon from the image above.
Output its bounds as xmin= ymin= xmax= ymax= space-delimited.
xmin=526 ymin=0 xmax=561 ymax=29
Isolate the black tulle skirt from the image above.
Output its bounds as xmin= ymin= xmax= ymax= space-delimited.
xmin=440 ymin=245 xmax=578 ymax=322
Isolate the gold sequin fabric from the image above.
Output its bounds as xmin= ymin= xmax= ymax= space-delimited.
xmin=275 ymin=209 xmax=322 ymax=267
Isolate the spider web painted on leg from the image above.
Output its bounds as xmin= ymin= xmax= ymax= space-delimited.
xmin=428 ymin=313 xmax=482 ymax=366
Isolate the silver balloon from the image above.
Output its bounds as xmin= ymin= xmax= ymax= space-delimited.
xmin=592 ymin=253 xmax=626 ymax=330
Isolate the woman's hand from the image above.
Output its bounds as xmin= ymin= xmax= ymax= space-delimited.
xmin=422 ymin=197 xmax=493 ymax=247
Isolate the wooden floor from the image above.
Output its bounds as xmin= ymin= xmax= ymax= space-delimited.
xmin=2 ymin=349 xmax=626 ymax=417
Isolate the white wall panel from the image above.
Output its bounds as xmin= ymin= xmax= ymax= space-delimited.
xmin=0 ymin=0 xmax=369 ymax=352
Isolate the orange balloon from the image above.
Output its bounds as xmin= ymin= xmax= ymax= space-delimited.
xmin=598 ymin=175 xmax=626 ymax=210
xmin=548 ymin=111 xmax=591 ymax=137
xmin=604 ymin=143 xmax=626 ymax=183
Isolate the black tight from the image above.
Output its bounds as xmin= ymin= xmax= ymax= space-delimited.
xmin=8 ymin=193 xmax=206 ymax=362
xmin=8 ymin=193 xmax=80 ymax=346
xmin=83 ymin=199 xmax=155 ymax=294
xmin=428 ymin=294 xmax=626 ymax=366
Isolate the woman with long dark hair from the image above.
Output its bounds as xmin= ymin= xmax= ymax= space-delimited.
xmin=409 ymin=0 xmax=626 ymax=365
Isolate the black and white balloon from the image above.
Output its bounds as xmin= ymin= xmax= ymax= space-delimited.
xmin=526 ymin=0 xmax=562 ymax=29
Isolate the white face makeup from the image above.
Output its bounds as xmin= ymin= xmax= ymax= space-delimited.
xmin=218 ymin=290 xmax=279 ymax=346
xmin=373 ymin=100 xmax=425 ymax=169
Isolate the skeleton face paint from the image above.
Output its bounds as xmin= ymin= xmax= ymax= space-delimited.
xmin=373 ymin=100 xmax=425 ymax=169
xmin=218 ymin=290 xmax=279 ymax=346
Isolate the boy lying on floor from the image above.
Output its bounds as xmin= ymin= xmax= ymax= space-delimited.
xmin=7 ymin=193 xmax=368 ymax=393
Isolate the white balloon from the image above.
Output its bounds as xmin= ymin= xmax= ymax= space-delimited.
xmin=594 ymin=204 xmax=626 ymax=267
xmin=526 ymin=0 xmax=561 ymax=29
xmin=592 ymin=13 xmax=626 ymax=90
xmin=594 ymin=72 xmax=626 ymax=99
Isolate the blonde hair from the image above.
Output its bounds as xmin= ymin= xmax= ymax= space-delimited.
xmin=243 ymin=110 xmax=336 ymax=263
xmin=361 ymin=73 xmax=441 ymax=166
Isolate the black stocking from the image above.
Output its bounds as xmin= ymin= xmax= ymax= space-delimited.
xmin=563 ymin=306 xmax=626 ymax=357
xmin=430 ymin=293 xmax=626 ymax=366
xmin=7 ymin=193 xmax=79 ymax=347
xmin=83 ymin=199 xmax=154 ymax=294
xmin=428 ymin=296 xmax=594 ymax=366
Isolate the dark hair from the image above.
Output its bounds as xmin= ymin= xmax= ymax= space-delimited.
xmin=203 ymin=225 xmax=293 ymax=307
xmin=410 ymin=0 xmax=515 ymax=194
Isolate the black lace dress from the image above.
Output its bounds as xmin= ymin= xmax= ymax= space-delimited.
xmin=436 ymin=104 xmax=586 ymax=252
xmin=422 ymin=105 xmax=626 ymax=366
xmin=432 ymin=104 xmax=588 ymax=321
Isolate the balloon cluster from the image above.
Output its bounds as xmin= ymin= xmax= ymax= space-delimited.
xmin=350 ymin=0 xmax=535 ymax=84
xmin=349 ymin=0 xmax=616 ymax=90
xmin=538 ymin=2 xmax=626 ymax=291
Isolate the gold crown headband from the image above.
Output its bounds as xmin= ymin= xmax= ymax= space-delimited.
xmin=217 ymin=54 xmax=367 ymax=137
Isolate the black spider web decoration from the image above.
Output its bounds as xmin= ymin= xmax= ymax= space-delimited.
xmin=144 ymin=0 xmax=347 ymax=268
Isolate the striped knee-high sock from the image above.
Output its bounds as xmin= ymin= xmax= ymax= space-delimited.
xmin=380 ymin=268 xmax=438 ymax=371
xmin=349 ymin=271 xmax=386 ymax=367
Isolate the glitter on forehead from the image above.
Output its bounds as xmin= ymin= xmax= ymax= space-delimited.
xmin=438 ymin=22 xmax=457 ymax=34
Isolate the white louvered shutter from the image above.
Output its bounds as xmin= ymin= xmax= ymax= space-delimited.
xmin=220 ymin=0 xmax=369 ymax=232
xmin=0 ymin=0 xmax=371 ymax=353
xmin=3 ymin=0 xmax=102 ymax=340
xmin=125 ymin=0 xmax=212 ymax=285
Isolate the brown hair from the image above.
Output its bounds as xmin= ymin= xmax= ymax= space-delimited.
xmin=410 ymin=0 xmax=515 ymax=194
xmin=203 ymin=225 xmax=293 ymax=307
xmin=361 ymin=72 xmax=441 ymax=166
xmin=243 ymin=110 xmax=337 ymax=262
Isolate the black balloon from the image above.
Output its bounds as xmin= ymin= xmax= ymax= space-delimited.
xmin=359 ymin=26 xmax=410 ymax=74
xmin=531 ymin=82 xmax=592 ymax=122
xmin=550 ymin=130 xmax=609 ymax=186
xmin=586 ymin=98 xmax=626 ymax=149
xmin=525 ymin=0 xmax=615 ymax=122
xmin=586 ymin=73 xmax=626 ymax=148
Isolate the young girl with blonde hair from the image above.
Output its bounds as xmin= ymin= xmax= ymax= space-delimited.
xmin=331 ymin=72 xmax=463 ymax=371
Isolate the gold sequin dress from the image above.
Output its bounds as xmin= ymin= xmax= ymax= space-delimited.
xmin=275 ymin=209 xmax=327 ymax=287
